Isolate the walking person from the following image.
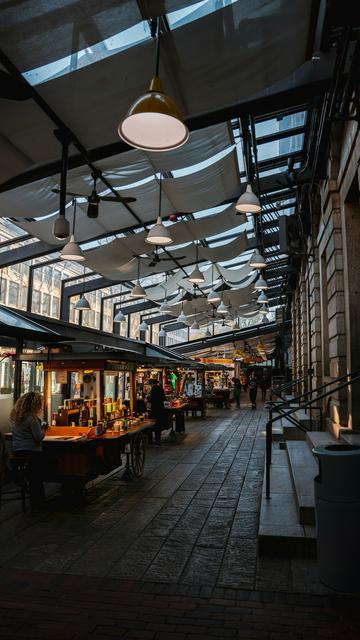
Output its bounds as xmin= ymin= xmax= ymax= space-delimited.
xmin=248 ymin=372 xmax=258 ymax=410
xmin=149 ymin=379 xmax=166 ymax=446
xmin=10 ymin=391 xmax=48 ymax=509
xmin=260 ymin=374 xmax=269 ymax=402
xmin=232 ymin=377 xmax=241 ymax=409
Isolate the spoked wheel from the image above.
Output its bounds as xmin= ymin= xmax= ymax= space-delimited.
xmin=130 ymin=433 xmax=146 ymax=477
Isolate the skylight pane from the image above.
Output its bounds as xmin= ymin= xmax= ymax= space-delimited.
xmin=255 ymin=112 xmax=306 ymax=137
xmin=258 ymin=134 xmax=304 ymax=161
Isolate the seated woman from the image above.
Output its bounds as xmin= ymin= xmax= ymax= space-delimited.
xmin=10 ymin=391 xmax=48 ymax=509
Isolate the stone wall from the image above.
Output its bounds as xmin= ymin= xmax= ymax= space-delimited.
xmin=291 ymin=121 xmax=360 ymax=435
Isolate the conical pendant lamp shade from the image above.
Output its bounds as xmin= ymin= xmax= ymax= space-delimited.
xmin=118 ymin=77 xmax=189 ymax=152
xmin=139 ymin=320 xmax=148 ymax=332
xmin=204 ymin=327 xmax=211 ymax=338
xmin=60 ymin=234 xmax=85 ymax=261
xmin=207 ymin=289 xmax=221 ymax=303
xmin=190 ymin=320 xmax=200 ymax=331
xmin=177 ymin=310 xmax=187 ymax=324
xmin=146 ymin=216 xmax=173 ymax=245
xmin=159 ymin=327 xmax=166 ymax=338
xmin=235 ymin=184 xmax=261 ymax=213
xmin=217 ymin=301 xmax=228 ymax=315
xmin=254 ymin=275 xmax=268 ymax=290
xmin=160 ymin=298 xmax=171 ymax=313
xmin=131 ymin=283 xmax=147 ymax=298
xmin=75 ymin=295 xmax=91 ymax=310
xmin=114 ymin=309 xmax=126 ymax=322
xmin=53 ymin=215 xmax=70 ymax=240
xmin=249 ymin=249 xmax=266 ymax=269
xmin=257 ymin=291 xmax=269 ymax=304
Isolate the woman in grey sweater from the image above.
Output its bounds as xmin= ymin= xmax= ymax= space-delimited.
xmin=10 ymin=392 xmax=48 ymax=508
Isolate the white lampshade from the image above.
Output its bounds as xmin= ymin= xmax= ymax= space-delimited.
xmin=146 ymin=216 xmax=173 ymax=245
xmin=235 ymin=184 xmax=261 ymax=213
xmin=131 ymin=283 xmax=147 ymax=298
xmin=60 ymin=235 xmax=85 ymax=261
xmin=159 ymin=327 xmax=166 ymax=338
xmin=249 ymin=249 xmax=266 ymax=269
xmin=53 ymin=215 xmax=70 ymax=240
xmin=139 ymin=320 xmax=148 ymax=332
xmin=160 ymin=298 xmax=171 ymax=313
xmin=118 ymin=77 xmax=189 ymax=152
xmin=260 ymin=305 xmax=270 ymax=315
xmin=204 ymin=327 xmax=212 ymax=338
xmin=207 ymin=289 xmax=221 ymax=303
xmin=114 ymin=309 xmax=126 ymax=322
xmin=75 ymin=295 xmax=91 ymax=310
xmin=257 ymin=291 xmax=268 ymax=304
xmin=177 ymin=310 xmax=188 ymax=324
xmin=233 ymin=318 xmax=240 ymax=330
xmin=254 ymin=275 xmax=268 ymax=290
xmin=188 ymin=266 xmax=205 ymax=284
xmin=217 ymin=301 xmax=228 ymax=315
xmin=190 ymin=320 xmax=200 ymax=331
xmin=262 ymin=315 xmax=270 ymax=324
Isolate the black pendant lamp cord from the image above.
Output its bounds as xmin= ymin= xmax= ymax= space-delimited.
xmin=72 ymin=199 xmax=77 ymax=235
xmin=250 ymin=116 xmax=264 ymax=255
xmin=137 ymin=257 xmax=140 ymax=283
xmin=153 ymin=16 xmax=161 ymax=77
xmin=158 ymin=173 xmax=162 ymax=217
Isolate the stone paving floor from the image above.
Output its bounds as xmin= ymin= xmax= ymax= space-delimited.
xmin=0 ymin=406 xmax=359 ymax=639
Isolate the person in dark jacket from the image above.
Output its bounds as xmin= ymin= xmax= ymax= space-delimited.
xmin=232 ymin=377 xmax=241 ymax=408
xmin=10 ymin=391 xmax=48 ymax=508
xmin=149 ymin=379 xmax=166 ymax=446
xmin=248 ymin=372 xmax=258 ymax=409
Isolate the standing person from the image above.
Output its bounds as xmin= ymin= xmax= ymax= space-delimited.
xmin=232 ymin=377 xmax=241 ymax=409
xmin=260 ymin=374 xmax=269 ymax=402
xmin=10 ymin=391 xmax=48 ymax=509
xmin=149 ymin=379 xmax=166 ymax=446
xmin=248 ymin=372 xmax=258 ymax=410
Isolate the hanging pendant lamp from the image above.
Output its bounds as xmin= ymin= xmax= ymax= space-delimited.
xmin=261 ymin=315 xmax=270 ymax=324
xmin=177 ymin=309 xmax=187 ymax=324
xmin=217 ymin=300 xmax=228 ymax=315
xmin=260 ymin=304 xmax=269 ymax=315
xmin=257 ymin=291 xmax=268 ymax=304
xmin=207 ymin=263 xmax=220 ymax=302
xmin=249 ymin=249 xmax=266 ymax=269
xmin=188 ymin=242 xmax=205 ymax=283
xmin=75 ymin=265 xmax=91 ymax=311
xmin=139 ymin=319 xmax=148 ymax=332
xmin=160 ymin=298 xmax=171 ymax=313
xmin=204 ymin=326 xmax=212 ymax=338
xmin=254 ymin=275 xmax=268 ymax=290
xmin=60 ymin=200 xmax=84 ymax=262
xmin=118 ymin=19 xmax=188 ymax=152
xmin=233 ymin=318 xmax=240 ymax=330
xmin=53 ymin=215 xmax=70 ymax=240
xmin=146 ymin=175 xmax=173 ymax=245
xmin=235 ymin=184 xmax=261 ymax=213
xmin=159 ymin=327 xmax=166 ymax=338
xmin=191 ymin=319 xmax=200 ymax=331
xmin=131 ymin=258 xmax=147 ymax=298
xmin=114 ymin=309 xmax=126 ymax=322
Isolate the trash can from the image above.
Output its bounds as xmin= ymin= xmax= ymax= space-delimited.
xmin=313 ymin=444 xmax=360 ymax=592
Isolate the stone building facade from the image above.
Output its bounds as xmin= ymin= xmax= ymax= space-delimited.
xmin=291 ymin=119 xmax=360 ymax=436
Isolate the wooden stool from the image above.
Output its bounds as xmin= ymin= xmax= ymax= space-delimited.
xmin=0 ymin=452 xmax=31 ymax=512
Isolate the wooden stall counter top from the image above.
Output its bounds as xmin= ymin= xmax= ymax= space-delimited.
xmin=44 ymin=421 xmax=155 ymax=442
xmin=164 ymin=400 xmax=189 ymax=410
xmin=98 ymin=419 xmax=155 ymax=439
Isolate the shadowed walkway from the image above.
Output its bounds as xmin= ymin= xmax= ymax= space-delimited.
xmin=0 ymin=407 xmax=359 ymax=638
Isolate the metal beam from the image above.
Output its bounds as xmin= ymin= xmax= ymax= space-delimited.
xmin=0 ymin=240 xmax=57 ymax=268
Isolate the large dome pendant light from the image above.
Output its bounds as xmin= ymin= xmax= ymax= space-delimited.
xmin=254 ymin=274 xmax=268 ymax=290
xmin=188 ymin=242 xmax=205 ymax=284
xmin=118 ymin=18 xmax=189 ymax=152
xmin=146 ymin=174 xmax=173 ymax=245
xmin=249 ymin=248 xmax=266 ymax=269
xmin=60 ymin=199 xmax=85 ymax=262
xmin=131 ymin=258 xmax=147 ymax=298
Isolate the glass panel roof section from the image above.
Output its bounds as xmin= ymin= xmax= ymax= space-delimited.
xmin=0 ymin=306 xmax=55 ymax=333
xmin=255 ymin=111 xmax=307 ymax=137
xmin=171 ymin=146 xmax=234 ymax=178
xmin=193 ymin=203 xmax=231 ymax=219
xmin=257 ymin=134 xmax=304 ymax=162
xmin=24 ymin=0 xmax=241 ymax=87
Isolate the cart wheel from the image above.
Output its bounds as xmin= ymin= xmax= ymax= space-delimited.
xmin=130 ymin=433 xmax=146 ymax=477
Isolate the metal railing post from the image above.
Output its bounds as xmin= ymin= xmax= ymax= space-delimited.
xmin=266 ymin=418 xmax=272 ymax=500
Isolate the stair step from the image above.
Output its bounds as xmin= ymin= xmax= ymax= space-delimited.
xmin=258 ymin=449 xmax=316 ymax=559
xmin=272 ymin=418 xmax=306 ymax=442
xmin=286 ymin=441 xmax=318 ymax=525
xmin=340 ymin=432 xmax=360 ymax=446
xmin=306 ymin=431 xmax=337 ymax=452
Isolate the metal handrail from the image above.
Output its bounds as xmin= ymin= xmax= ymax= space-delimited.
xmin=265 ymin=371 xmax=360 ymax=500
xmin=271 ymin=374 xmax=308 ymax=399
xmin=273 ymin=369 xmax=360 ymax=409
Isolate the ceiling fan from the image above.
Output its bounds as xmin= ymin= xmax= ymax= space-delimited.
xmin=148 ymin=246 xmax=185 ymax=267
xmin=52 ymin=171 xmax=136 ymax=219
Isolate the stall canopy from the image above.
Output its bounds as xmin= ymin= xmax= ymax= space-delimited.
xmin=0 ymin=305 xmax=62 ymax=342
